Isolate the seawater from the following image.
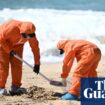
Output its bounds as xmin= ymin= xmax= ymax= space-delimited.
xmin=0 ymin=0 xmax=105 ymax=63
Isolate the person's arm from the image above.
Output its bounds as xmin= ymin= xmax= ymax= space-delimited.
xmin=61 ymin=50 xmax=75 ymax=78
xmin=28 ymin=36 xmax=40 ymax=65
xmin=28 ymin=36 xmax=40 ymax=74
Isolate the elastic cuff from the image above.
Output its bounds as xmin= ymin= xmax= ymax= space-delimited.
xmin=68 ymin=90 xmax=79 ymax=96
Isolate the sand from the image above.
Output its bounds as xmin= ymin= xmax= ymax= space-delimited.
xmin=0 ymin=57 xmax=105 ymax=105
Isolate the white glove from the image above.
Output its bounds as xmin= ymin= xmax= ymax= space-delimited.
xmin=62 ymin=78 xmax=67 ymax=87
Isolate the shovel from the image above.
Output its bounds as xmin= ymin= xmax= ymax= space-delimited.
xmin=13 ymin=53 xmax=65 ymax=87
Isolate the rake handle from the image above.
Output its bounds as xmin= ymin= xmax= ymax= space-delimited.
xmin=13 ymin=54 xmax=51 ymax=82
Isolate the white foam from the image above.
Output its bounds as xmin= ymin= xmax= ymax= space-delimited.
xmin=0 ymin=8 xmax=105 ymax=63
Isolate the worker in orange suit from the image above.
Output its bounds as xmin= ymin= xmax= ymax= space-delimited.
xmin=57 ymin=40 xmax=101 ymax=100
xmin=0 ymin=20 xmax=40 ymax=95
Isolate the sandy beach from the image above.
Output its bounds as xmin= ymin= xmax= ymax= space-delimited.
xmin=0 ymin=57 xmax=105 ymax=105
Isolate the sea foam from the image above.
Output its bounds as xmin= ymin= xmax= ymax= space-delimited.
xmin=0 ymin=8 xmax=105 ymax=63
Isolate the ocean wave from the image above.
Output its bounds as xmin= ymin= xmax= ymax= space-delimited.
xmin=0 ymin=8 xmax=105 ymax=63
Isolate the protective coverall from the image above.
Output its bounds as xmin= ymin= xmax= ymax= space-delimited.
xmin=0 ymin=20 xmax=40 ymax=88
xmin=57 ymin=40 xmax=101 ymax=96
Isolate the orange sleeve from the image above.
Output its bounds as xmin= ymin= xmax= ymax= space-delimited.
xmin=61 ymin=50 xmax=75 ymax=78
xmin=28 ymin=36 xmax=40 ymax=65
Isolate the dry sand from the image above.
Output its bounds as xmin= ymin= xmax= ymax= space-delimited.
xmin=0 ymin=57 xmax=105 ymax=105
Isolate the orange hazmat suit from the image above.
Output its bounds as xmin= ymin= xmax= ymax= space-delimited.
xmin=0 ymin=20 xmax=40 ymax=88
xmin=57 ymin=40 xmax=101 ymax=96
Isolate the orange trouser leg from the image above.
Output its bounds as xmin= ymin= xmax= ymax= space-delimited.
xmin=0 ymin=45 xmax=9 ymax=88
xmin=68 ymin=48 xmax=101 ymax=96
xmin=10 ymin=46 xmax=23 ymax=87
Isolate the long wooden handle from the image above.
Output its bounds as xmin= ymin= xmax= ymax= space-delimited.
xmin=14 ymin=54 xmax=51 ymax=82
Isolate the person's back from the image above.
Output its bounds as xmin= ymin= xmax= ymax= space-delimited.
xmin=58 ymin=40 xmax=97 ymax=52
xmin=62 ymin=40 xmax=99 ymax=61
xmin=2 ymin=20 xmax=21 ymax=28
